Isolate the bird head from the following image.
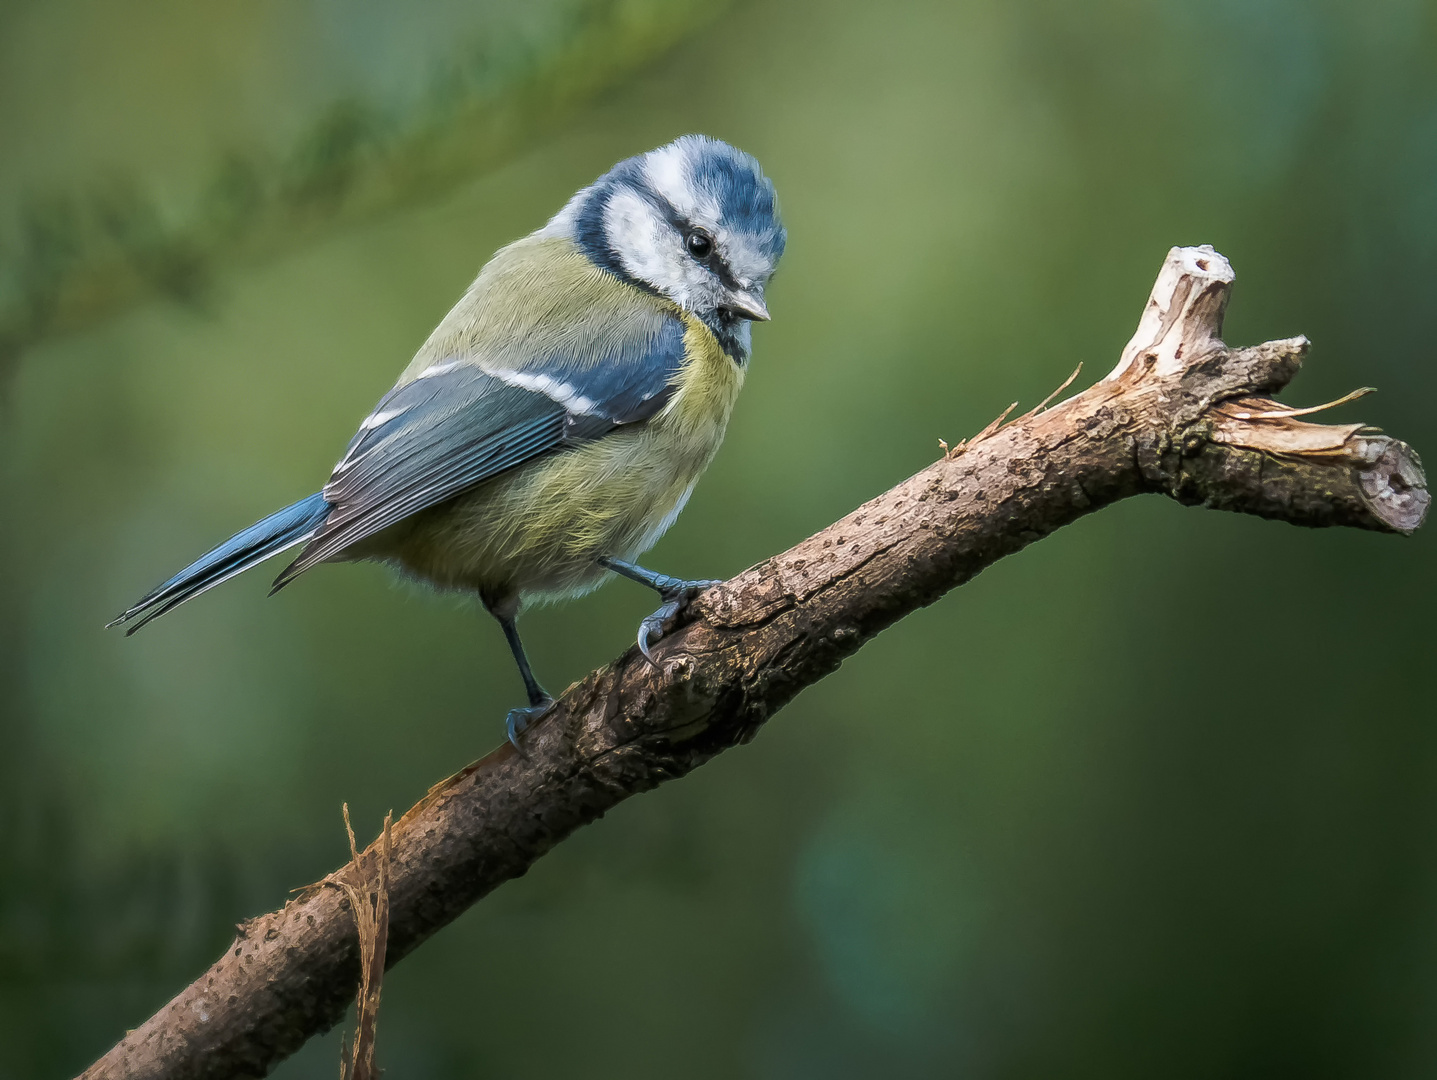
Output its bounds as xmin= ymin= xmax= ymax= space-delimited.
xmin=550 ymin=135 xmax=786 ymax=358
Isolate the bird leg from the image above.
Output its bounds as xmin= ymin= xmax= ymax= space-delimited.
xmin=598 ymin=557 xmax=722 ymax=666
xmin=494 ymin=612 xmax=553 ymax=749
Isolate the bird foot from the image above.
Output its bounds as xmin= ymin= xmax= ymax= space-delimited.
xmin=636 ymin=579 xmax=722 ymax=666
xmin=505 ymin=695 xmax=555 ymax=751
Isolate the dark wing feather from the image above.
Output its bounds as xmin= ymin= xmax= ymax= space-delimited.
xmin=275 ymin=314 xmax=685 ymax=585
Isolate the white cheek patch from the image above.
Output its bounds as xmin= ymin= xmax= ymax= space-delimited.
xmin=604 ymin=188 xmax=676 ymax=286
xmin=603 ymin=188 xmax=707 ymax=310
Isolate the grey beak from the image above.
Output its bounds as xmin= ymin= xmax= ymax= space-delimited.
xmin=725 ymin=288 xmax=771 ymax=322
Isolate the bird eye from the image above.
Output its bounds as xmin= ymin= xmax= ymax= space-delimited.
xmin=686 ymin=230 xmax=713 ymax=260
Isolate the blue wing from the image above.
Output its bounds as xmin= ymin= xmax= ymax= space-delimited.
xmin=275 ymin=312 xmax=685 ymax=584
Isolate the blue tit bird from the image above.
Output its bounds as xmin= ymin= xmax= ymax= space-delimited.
xmin=109 ymin=135 xmax=786 ymax=746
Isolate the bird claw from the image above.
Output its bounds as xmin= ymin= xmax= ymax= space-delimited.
xmin=637 ymin=600 xmax=681 ymax=666
xmin=505 ymin=695 xmax=555 ymax=752
xmin=635 ymin=579 xmax=721 ymax=667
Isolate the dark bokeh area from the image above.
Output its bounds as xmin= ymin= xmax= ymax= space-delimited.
xmin=2 ymin=1 xmax=1436 ymax=1077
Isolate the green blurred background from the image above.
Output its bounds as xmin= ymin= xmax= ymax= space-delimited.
xmin=2 ymin=0 xmax=1435 ymax=1076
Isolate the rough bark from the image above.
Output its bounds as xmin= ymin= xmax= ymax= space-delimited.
xmin=79 ymin=246 xmax=1428 ymax=1080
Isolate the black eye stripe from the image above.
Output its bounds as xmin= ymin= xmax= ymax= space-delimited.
xmin=637 ymin=188 xmax=738 ymax=280
xmin=705 ymin=251 xmax=742 ymax=291
xmin=675 ymin=222 xmax=741 ymax=290
xmin=590 ymin=179 xmax=746 ymax=290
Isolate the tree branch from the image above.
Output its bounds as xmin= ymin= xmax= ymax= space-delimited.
xmin=79 ymin=246 xmax=1428 ymax=1080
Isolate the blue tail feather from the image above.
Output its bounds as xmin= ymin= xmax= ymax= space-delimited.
xmin=108 ymin=493 xmax=330 ymax=634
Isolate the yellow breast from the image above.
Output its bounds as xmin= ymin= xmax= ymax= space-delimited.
xmin=390 ymin=313 xmax=744 ymax=604
xmin=655 ymin=312 xmax=746 ymax=456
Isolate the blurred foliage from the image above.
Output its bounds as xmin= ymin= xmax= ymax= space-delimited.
xmin=0 ymin=0 xmax=729 ymax=386
xmin=3 ymin=0 xmax=1437 ymax=1078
